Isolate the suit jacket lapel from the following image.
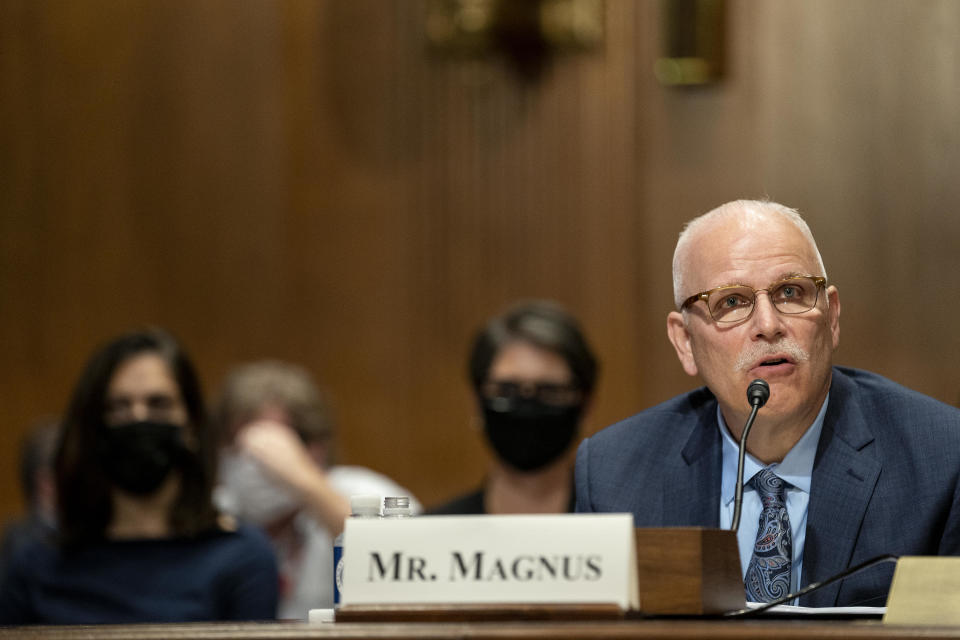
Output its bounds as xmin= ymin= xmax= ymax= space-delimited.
xmin=661 ymin=401 xmax=722 ymax=527
xmin=801 ymin=370 xmax=881 ymax=606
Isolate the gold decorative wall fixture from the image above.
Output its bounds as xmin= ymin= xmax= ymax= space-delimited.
xmin=655 ymin=0 xmax=725 ymax=85
xmin=425 ymin=0 xmax=604 ymax=79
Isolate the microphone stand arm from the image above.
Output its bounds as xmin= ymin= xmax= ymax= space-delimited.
xmin=730 ymin=403 xmax=761 ymax=532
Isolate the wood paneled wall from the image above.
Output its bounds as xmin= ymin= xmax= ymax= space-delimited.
xmin=2 ymin=0 xmax=958 ymax=518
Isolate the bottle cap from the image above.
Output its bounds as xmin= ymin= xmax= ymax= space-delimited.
xmin=383 ymin=496 xmax=410 ymax=509
xmin=383 ymin=495 xmax=412 ymax=517
xmin=350 ymin=494 xmax=382 ymax=516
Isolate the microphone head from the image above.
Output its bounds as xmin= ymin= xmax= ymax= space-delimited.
xmin=747 ymin=379 xmax=770 ymax=408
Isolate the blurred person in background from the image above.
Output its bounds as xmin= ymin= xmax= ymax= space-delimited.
xmin=0 ymin=328 xmax=277 ymax=625
xmin=0 ymin=417 xmax=60 ymax=577
xmin=428 ymin=300 xmax=598 ymax=515
xmin=213 ymin=360 xmax=421 ymax=619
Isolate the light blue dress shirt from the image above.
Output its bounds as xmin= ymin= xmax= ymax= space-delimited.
xmin=718 ymin=394 xmax=829 ymax=600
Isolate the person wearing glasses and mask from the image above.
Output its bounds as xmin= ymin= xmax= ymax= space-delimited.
xmin=576 ymin=200 xmax=960 ymax=608
xmin=429 ymin=300 xmax=598 ymax=515
xmin=0 ymin=329 xmax=278 ymax=625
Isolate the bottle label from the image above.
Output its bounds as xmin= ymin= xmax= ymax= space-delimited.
xmin=333 ymin=544 xmax=344 ymax=606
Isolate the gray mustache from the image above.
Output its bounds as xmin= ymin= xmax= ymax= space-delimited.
xmin=734 ymin=340 xmax=809 ymax=372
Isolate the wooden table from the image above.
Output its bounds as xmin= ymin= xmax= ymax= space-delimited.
xmin=4 ymin=618 xmax=960 ymax=640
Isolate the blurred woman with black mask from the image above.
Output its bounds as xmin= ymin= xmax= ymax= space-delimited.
xmin=0 ymin=328 xmax=278 ymax=625
xmin=428 ymin=300 xmax=598 ymax=515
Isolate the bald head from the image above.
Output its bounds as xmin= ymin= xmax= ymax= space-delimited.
xmin=672 ymin=200 xmax=827 ymax=309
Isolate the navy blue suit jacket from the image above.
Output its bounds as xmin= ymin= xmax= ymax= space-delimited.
xmin=575 ymin=367 xmax=960 ymax=607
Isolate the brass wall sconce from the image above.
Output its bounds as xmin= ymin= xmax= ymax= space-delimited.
xmin=426 ymin=0 xmax=605 ymax=79
xmin=654 ymin=0 xmax=725 ymax=86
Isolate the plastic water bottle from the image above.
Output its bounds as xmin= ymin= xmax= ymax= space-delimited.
xmin=382 ymin=496 xmax=412 ymax=518
xmin=333 ymin=494 xmax=381 ymax=607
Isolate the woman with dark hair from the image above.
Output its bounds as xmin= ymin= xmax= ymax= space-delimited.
xmin=0 ymin=328 xmax=278 ymax=625
xmin=428 ymin=300 xmax=599 ymax=515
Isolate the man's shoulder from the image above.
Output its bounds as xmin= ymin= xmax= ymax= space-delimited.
xmin=589 ymin=386 xmax=716 ymax=443
xmin=576 ymin=387 xmax=720 ymax=519
xmin=581 ymin=386 xmax=718 ymax=466
xmin=832 ymin=366 xmax=960 ymax=420
xmin=829 ymin=366 xmax=960 ymax=454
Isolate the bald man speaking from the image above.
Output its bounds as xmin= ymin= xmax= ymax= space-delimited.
xmin=575 ymin=200 xmax=960 ymax=607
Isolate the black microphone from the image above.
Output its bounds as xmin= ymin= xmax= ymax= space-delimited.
xmin=730 ymin=379 xmax=770 ymax=532
xmin=746 ymin=379 xmax=770 ymax=409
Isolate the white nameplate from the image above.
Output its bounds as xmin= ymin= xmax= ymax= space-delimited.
xmin=341 ymin=513 xmax=637 ymax=609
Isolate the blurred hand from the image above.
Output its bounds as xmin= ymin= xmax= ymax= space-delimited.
xmin=235 ymin=419 xmax=320 ymax=497
xmin=234 ymin=418 xmax=351 ymax=535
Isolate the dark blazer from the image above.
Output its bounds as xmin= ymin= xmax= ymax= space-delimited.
xmin=575 ymin=366 xmax=960 ymax=607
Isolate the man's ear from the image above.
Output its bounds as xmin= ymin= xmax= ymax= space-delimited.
xmin=827 ymin=285 xmax=841 ymax=349
xmin=667 ymin=311 xmax=699 ymax=377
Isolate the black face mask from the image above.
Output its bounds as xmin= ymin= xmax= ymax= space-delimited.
xmin=97 ymin=420 xmax=189 ymax=495
xmin=481 ymin=396 xmax=582 ymax=472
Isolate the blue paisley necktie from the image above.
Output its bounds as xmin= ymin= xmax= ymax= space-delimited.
xmin=744 ymin=467 xmax=792 ymax=602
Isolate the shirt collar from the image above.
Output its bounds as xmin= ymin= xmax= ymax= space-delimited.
xmin=720 ymin=392 xmax=829 ymax=506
